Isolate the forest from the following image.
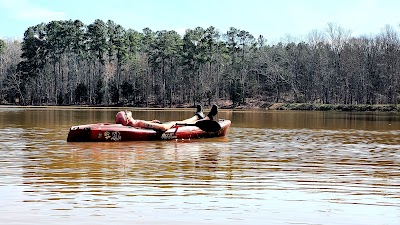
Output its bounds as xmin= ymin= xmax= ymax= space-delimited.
xmin=0 ymin=19 xmax=399 ymax=108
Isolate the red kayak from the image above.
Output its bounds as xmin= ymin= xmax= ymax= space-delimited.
xmin=67 ymin=120 xmax=231 ymax=142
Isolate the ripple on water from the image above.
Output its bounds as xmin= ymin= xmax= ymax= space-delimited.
xmin=228 ymin=127 xmax=400 ymax=203
xmin=1 ymin=120 xmax=400 ymax=224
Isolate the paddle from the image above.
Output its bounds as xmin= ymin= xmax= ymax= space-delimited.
xmin=176 ymin=120 xmax=221 ymax=132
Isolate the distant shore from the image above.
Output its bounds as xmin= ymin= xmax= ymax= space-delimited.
xmin=266 ymin=103 xmax=400 ymax=112
xmin=1 ymin=102 xmax=400 ymax=112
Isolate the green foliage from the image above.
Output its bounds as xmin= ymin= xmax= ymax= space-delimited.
xmin=74 ymin=83 xmax=88 ymax=103
xmin=121 ymin=81 xmax=133 ymax=101
xmin=7 ymin=20 xmax=400 ymax=108
xmin=57 ymin=94 xmax=64 ymax=105
xmin=18 ymin=25 xmax=47 ymax=78
xmin=95 ymin=79 xmax=104 ymax=104
xmin=229 ymin=79 xmax=242 ymax=106
xmin=109 ymin=80 xmax=119 ymax=104
xmin=87 ymin=19 xmax=107 ymax=64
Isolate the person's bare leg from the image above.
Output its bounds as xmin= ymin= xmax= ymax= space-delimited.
xmin=181 ymin=104 xmax=218 ymax=123
xmin=119 ymin=111 xmax=173 ymax=131
xmin=181 ymin=115 xmax=200 ymax=123
xmin=135 ymin=120 xmax=175 ymax=132
xmin=180 ymin=105 xmax=205 ymax=123
xmin=117 ymin=105 xmax=218 ymax=131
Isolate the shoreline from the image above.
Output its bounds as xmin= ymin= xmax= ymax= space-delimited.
xmin=1 ymin=103 xmax=400 ymax=112
xmin=271 ymin=103 xmax=400 ymax=112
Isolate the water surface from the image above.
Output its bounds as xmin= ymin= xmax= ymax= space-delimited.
xmin=0 ymin=107 xmax=399 ymax=224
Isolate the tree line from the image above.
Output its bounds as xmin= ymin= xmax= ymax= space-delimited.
xmin=0 ymin=19 xmax=399 ymax=107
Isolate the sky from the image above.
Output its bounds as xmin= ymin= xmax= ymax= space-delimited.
xmin=0 ymin=0 xmax=400 ymax=43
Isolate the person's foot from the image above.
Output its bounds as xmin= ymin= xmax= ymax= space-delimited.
xmin=195 ymin=104 xmax=205 ymax=119
xmin=207 ymin=104 xmax=218 ymax=120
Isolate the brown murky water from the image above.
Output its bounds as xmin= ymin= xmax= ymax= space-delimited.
xmin=0 ymin=107 xmax=399 ymax=224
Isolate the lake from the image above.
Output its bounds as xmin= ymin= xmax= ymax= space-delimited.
xmin=0 ymin=107 xmax=399 ymax=225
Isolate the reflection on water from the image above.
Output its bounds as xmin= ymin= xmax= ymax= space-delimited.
xmin=0 ymin=107 xmax=399 ymax=224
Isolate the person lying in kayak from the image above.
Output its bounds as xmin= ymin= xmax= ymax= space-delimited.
xmin=115 ymin=105 xmax=218 ymax=132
